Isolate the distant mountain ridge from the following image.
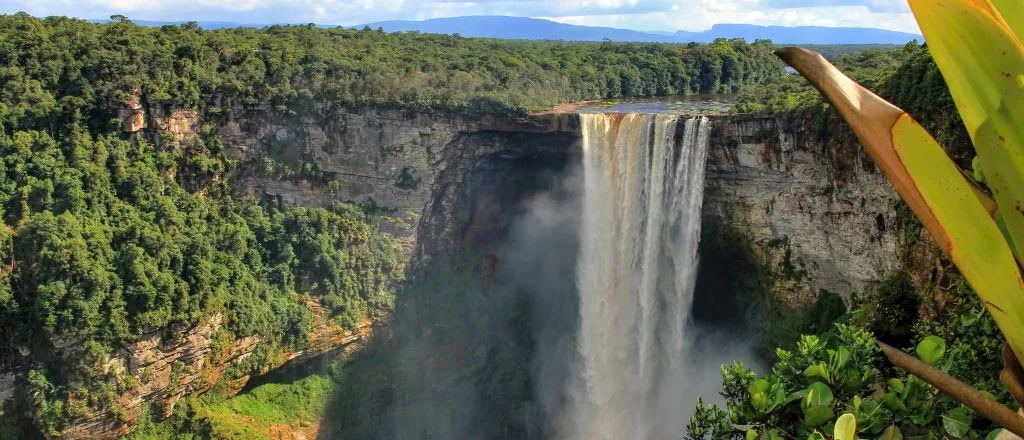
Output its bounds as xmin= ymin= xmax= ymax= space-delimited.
xmin=93 ymin=15 xmax=921 ymax=45
xmin=359 ymin=16 xmax=922 ymax=44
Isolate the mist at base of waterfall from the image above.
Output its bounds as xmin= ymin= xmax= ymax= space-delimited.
xmin=322 ymin=113 xmax=764 ymax=440
xmin=504 ymin=113 xmax=761 ymax=440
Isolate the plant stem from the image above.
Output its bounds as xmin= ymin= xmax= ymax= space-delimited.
xmin=878 ymin=341 xmax=1024 ymax=438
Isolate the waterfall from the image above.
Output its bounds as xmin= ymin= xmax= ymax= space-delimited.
xmin=566 ymin=113 xmax=710 ymax=440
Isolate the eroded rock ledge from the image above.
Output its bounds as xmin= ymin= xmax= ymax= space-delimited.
xmin=210 ymin=107 xmax=905 ymax=304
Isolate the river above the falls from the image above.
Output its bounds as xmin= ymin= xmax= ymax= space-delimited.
xmin=576 ymin=93 xmax=735 ymax=115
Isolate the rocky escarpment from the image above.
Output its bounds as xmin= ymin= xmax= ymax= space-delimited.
xmin=210 ymin=106 xmax=579 ymax=266
xmin=124 ymin=102 xmax=907 ymax=303
xmin=703 ymin=115 xmax=905 ymax=306
xmin=221 ymin=107 xmax=908 ymax=304
xmin=1 ymin=103 xmax=914 ymax=438
xmin=209 ymin=107 xmax=907 ymax=299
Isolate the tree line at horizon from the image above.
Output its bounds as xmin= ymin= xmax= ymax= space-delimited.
xmin=0 ymin=12 xmax=785 ymax=125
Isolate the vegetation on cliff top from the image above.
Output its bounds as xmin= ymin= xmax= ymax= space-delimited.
xmin=0 ymin=12 xmax=784 ymax=120
xmin=735 ymin=43 xmax=971 ymax=162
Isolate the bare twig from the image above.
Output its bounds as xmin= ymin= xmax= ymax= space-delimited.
xmin=878 ymin=341 xmax=1024 ymax=438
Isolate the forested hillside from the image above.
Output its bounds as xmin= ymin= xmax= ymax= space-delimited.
xmin=0 ymin=13 xmax=783 ymax=122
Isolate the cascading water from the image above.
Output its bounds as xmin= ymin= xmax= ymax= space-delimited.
xmin=566 ymin=113 xmax=711 ymax=440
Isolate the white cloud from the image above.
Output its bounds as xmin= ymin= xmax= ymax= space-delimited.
xmin=539 ymin=3 xmax=917 ymax=33
xmin=0 ymin=0 xmax=920 ymax=33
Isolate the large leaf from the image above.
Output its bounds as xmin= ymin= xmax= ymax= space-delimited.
xmin=943 ymin=407 xmax=973 ymax=440
xmin=804 ymin=364 xmax=830 ymax=382
xmin=989 ymin=0 xmax=1023 ymax=42
xmin=880 ymin=424 xmax=903 ymax=440
xmin=775 ymin=46 xmax=1024 ymax=369
xmin=804 ymin=382 xmax=834 ymax=407
xmin=916 ymin=336 xmax=947 ymax=366
xmin=834 ymin=413 xmax=857 ymax=440
xmin=909 ymin=0 xmax=1024 ymax=267
xmin=804 ymin=405 xmax=835 ymax=428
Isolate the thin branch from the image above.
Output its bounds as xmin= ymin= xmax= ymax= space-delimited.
xmin=878 ymin=340 xmax=1024 ymax=438
xmin=1001 ymin=344 xmax=1024 ymax=407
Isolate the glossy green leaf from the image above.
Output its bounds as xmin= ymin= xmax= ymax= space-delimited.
xmin=752 ymin=392 xmax=769 ymax=413
xmin=804 ymin=405 xmax=835 ymax=428
xmin=804 ymin=364 xmax=830 ymax=382
xmin=880 ymin=424 xmax=903 ymax=440
xmin=747 ymin=428 xmax=758 ymax=440
xmin=887 ymin=378 xmax=906 ymax=395
xmin=915 ymin=336 xmax=946 ymax=366
xmin=942 ymin=408 xmax=973 ymax=439
xmin=804 ymin=382 xmax=834 ymax=407
xmin=834 ymin=413 xmax=857 ymax=440
xmin=883 ymin=392 xmax=908 ymax=414
xmin=834 ymin=347 xmax=851 ymax=370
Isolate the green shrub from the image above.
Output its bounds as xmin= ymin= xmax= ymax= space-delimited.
xmin=395 ymin=167 xmax=421 ymax=190
xmin=757 ymin=290 xmax=848 ymax=360
xmin=128 ymin=374 xmax=334 ymax=440
xmin=687 ymin=324 xmax=1004 ymax=440
xmin=853 ymin=271 xmax=920 ymax=348
xmin=914 ymin=276 xmax=1008 ymax=401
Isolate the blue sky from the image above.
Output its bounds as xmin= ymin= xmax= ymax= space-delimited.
xmin=0 ymin=0 xmax=921 ymax=33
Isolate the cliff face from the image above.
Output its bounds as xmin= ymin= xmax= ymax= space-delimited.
xmin=215 ymin=106 xmax=579 ymax=264
xmin=129 ymin=103 xmax=906 ymax=304
xmin=703 ymin=115 xmax=904 ymax=305
xmin=1 ymin=105 xmax=911 ymax=439
xmin=223 ymin=108 xmax=907 ymax=304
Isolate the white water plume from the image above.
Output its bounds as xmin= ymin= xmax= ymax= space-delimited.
xmin=564 ymin=113 xmax=711 ymax=440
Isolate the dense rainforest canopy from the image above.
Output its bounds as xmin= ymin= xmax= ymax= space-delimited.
xmin=0 ymin=12 xmax=784 ymax=123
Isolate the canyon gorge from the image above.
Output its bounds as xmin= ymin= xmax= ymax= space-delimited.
xmin=0 ymin=98 xmax=914 ymax=438
xmin=0 ymin=16 xmax=993 ymax=439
